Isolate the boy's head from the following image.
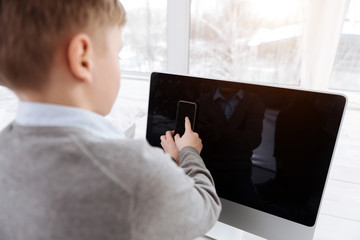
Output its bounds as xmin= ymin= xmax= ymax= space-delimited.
xmin=0 ymin=0 xmax=126 ymax=115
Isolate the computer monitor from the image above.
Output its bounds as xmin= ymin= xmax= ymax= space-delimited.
xmin=146 ymin=72 xmax=346 ymax=240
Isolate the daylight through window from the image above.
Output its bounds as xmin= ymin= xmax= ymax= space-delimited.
xmin=189 ymin=0 xmax=306 ymax=85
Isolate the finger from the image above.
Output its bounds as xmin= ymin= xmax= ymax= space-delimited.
xmin=166 ymin=131 xmax=174 ymax=141
xmin=174 ymin=134 xmax=181 ymax=142
xmin=184 ymin=117 xmax=192 ymax=132
xmin=160 ymin=135 xmax=166 ymax=142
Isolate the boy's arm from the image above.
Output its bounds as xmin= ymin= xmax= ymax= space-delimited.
xmin=133 ymin=145 xmax=221 ymax=240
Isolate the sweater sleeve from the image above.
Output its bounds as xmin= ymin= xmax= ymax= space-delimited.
xmin=133 ymin=144 xmax=221 ymax=240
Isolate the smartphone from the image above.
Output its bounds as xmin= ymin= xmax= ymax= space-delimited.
xmin=175 ymin=100 xmax=197 ymax=136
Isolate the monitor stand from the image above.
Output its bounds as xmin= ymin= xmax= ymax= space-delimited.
xmin=203 ymin=221 xmax=244 ymax=240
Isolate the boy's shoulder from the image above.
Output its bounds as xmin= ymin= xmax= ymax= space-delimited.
xmin=0 ymin=122 xmax=162 ymax=161
xmin=74 ymin=133 xmax=170 ymax=192
xmin=0 ymin=123 xmax=175 ymax=193
xmin=76 ymin=132 xmax=169 ymax=172
xmin=66 ymin=127 xmax=178 ymax=194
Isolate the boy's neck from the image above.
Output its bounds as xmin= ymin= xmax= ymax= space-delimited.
xmin=16 ymin=83 xmax=97 ymax=114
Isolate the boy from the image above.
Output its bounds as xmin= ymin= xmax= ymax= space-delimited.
xmin=0 ymin=1 xmax=221 ymax=240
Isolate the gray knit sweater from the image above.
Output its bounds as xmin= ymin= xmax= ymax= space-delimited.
xmin=0 ymin=123 xmax=221 ymax=240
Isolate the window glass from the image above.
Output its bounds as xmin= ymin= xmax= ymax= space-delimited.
xmin=120 ymin=0 xmax=167 ymax=72
xmin=330 ymin=0 xmax=360 ymax=91
xmin=189 ymin=0 xmax=305 ymax=85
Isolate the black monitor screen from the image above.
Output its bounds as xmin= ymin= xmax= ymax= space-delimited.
xmin=146 ymin=72 xmax=346 ymax=227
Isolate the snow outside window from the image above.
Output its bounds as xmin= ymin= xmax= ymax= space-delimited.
xmin=330 ymin=0 xmax=360 ymax=91
xmin=189 ymin=0 xmax=306 ymax=86
xmin=120 ymin=0 xmax=167 ymax=73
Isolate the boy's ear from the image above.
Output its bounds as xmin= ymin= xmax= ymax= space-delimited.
xmin=68 ymin=33 xmax=93 ymax=83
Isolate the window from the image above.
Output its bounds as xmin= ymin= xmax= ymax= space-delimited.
xmin=330 ymin=0 xmax=360 ymax=91
xmin=189 ymin=0 xmax=306 ymax=85
xmin=120 ymin=0 xmax=167 ymax=73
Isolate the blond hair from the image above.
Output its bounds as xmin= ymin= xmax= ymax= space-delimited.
xmin=0 ymin=0 xmax=126 ymax=90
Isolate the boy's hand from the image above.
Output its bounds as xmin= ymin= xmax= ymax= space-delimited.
xmin=160 ymin=130 xmax=180 ymax=164
xmin=175 ymin=117 xmax=203 ymax=154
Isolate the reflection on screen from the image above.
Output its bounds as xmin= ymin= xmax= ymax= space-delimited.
xmin=146 ymin=73 xmax=346 ymax=227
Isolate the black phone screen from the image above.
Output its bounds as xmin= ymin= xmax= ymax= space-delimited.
xmin=175 ymin=100 xmax=197 ymax=136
